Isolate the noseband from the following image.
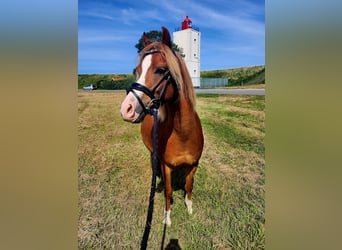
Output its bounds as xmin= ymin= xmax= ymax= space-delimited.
xmin=126 ymin=49 xmax=177 ymax=123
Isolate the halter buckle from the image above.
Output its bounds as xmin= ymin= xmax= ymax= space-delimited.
xmin=146 ymin=99 xmax=161 ymax=113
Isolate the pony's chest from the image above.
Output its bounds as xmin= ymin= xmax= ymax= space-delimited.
xmin=141 ymin=112 xmax=203 ymax=167
xmin=162 ymin=133 xmax=202 ymax=167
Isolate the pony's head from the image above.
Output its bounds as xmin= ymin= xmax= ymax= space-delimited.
xmin=120 ymin=26 xmax=195 ymax=123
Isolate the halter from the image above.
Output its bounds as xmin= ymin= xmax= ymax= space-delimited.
xmin=126 ymin=49 xmax=176 ymax=123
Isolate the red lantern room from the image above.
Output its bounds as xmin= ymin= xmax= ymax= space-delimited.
xmin=181 ymin=16 xmax=192 ymax=30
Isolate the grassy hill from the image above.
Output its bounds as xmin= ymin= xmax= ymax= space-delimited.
xmin=78 ymin=65 xmax=265 ymax=89
xmin=201 ymin=65 xmax=265 ymax=86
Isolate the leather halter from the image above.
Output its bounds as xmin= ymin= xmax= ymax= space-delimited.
xmin=126 ymin=49 xmax=177 ymax=123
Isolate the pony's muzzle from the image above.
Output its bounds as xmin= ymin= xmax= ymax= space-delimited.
xmin=120 ymin=92 xmax=145 ymax=123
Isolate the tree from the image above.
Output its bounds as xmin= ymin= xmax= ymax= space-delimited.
xmin=135 ymin=30 xmax=183 ymax=55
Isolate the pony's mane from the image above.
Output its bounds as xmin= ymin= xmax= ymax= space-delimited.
xmin=140 ymin=42 xmax=196 ymax=108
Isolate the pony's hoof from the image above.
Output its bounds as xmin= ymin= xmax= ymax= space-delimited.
xmin=163 ymin=209 xmax=172 ymax=226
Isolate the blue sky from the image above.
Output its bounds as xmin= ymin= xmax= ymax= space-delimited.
xmin=78 ymin=0 xmax=264 ymax=74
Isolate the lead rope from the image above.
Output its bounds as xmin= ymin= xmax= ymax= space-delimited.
xmin=140 ymin=108 xmax=159 ymax=250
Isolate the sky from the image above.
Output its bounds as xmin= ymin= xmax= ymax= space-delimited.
xmin=78 ymin=0 xmax=264 ymax=74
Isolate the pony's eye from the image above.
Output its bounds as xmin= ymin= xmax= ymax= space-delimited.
xmin=155 ymin=68 xmax=167 ymax=75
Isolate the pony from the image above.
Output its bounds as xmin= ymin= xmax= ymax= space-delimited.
xmin=120 ymin=26 xmax=204 ymax=226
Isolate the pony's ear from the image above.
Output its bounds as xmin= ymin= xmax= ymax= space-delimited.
xmin=162 ymin=26 xmax=172 ymax=49
xmin=142 ymin=32 xmax=152 ymax=47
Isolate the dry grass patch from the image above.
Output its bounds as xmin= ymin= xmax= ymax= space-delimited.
xmin=79 ymin=92 xmax=265 ymax=249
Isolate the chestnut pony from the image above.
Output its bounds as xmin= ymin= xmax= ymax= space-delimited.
xmin=120 ymin=27 xmax=204 ymax=226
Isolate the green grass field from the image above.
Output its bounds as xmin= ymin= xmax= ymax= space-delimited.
xmin=78 ymin=92 xmax=265 ymax=249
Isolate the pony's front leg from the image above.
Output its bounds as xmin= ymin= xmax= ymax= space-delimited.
xmin=162 ymin=165 xmax=172 ymax=226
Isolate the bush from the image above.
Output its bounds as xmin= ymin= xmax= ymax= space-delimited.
xmin=78 ymin=74 xmax=135 ymax=90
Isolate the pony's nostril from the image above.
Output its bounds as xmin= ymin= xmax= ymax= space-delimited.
xmin=127 ymin=104 xmax=132 ymax=113
xmin=125 ymin=103 xmax=136 ymax=118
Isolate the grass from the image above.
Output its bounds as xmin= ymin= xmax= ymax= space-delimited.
xmin=78 ymin=91 xmax=265 ymax=249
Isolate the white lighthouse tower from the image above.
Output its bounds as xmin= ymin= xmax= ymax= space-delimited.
xmin=173 ymin=16 xmax=201 ymax=87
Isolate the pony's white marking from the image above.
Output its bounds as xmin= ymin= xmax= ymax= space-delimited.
xmin=136 ymin=54 xmax=167 ymax=122
xmin=121 ymin=54 xmax=152 ymax=121
xmin=158 ymin=105 xmax=166 ymax=122
xmin=163 ymin=209 xmax=172 ymax=226
xmin=135 ymin=54 xmax=152 ymax=97
xmin=185 ymin=194 xmax=193 ymax=214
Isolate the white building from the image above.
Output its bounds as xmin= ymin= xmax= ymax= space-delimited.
xmin=173 ymin=16 xmax=201 ymax=87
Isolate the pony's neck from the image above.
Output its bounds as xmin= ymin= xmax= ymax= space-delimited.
xmin=162 ymin=93 xmax=194 ymax=130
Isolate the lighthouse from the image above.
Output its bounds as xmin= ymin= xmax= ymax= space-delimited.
xmin=173 ymin=16 xmax=201 ymax=87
